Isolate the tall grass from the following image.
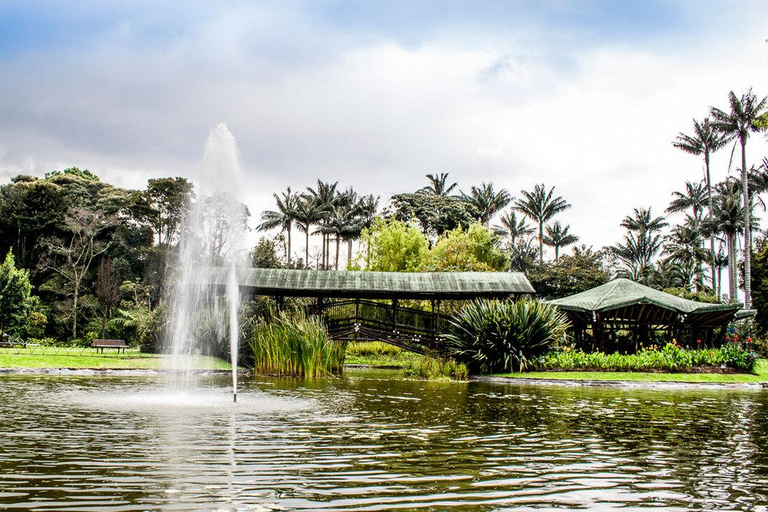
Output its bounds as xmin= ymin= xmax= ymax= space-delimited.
xmin=402 ymin=355 xmax=469 ymax=381
xmin=249 ymin=311 xmax=346 ymax=377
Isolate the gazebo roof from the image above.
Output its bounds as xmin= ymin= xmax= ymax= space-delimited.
xmin=549 ymin=278 xmax=740 ymax=327
xmin=211 ymin=267 xmax=535 ymax=300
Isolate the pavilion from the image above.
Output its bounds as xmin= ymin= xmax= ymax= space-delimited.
xmin=549 ymin=278 xmax=743 ymax=352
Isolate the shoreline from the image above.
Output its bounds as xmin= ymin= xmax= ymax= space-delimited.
xmin=473 ymin=375 xmax=768 ymax=390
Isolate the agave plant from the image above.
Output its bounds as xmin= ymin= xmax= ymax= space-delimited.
xmin=444 ymin=299 xmax=570 ymax=373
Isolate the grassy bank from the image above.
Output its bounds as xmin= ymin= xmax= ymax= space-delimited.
xmin=344 ymin=341 xmax=421 ymax=367
xmin=492 ymin=359 xmax=768 ymax=384
xmin=0 ymin=348 xmax=231 ymax=370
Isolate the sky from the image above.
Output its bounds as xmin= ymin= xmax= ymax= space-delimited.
xmin=1 ymin=0 xmax=767 ymax=262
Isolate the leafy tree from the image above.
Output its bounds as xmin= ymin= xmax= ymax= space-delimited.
xmin=462 ymin=182 xmax=511 ymax=225
xmin=542 ymin=221 xmax=579 ymax=262
xmin=751 ymin=237 xmax=768 ymax=334
xmin=40 ymin=207 xmax=116 ymax=341
xmin=494 ymin=209 xmax=534 ymax=249
xmin=710 ymin=89 xmax=768 ymax=308
xmin=421 ymin=173 xmax=458 ymax=196
xmin=95 ymin=257 xmax=121 ymax=340
xmin=663 ymin=216 xmax=708 ymax=291
xmin=140 ymin=177 xmax=194 ymax=246
xmin=0 ymin=250 xmax=33 ymax=337
xmin=423 ymin=223 xmax=508 ymax=272
xmin=515 ymin=184 xmax=571 ymax=263
xmin=390 ymin=192 xmax=480 ymax=237
xmin=252 ymin=237 xmax=283 ymax=269
xmin=705 ymin=180 xmax=745 ymax=301
xmin=526 ymin=245 xmax=609 ymax=299
xmin=359 ymin=218 xmax=428 ymax=272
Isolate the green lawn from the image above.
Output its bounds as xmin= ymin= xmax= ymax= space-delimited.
xmin=0 ymin=348 xmax=231 ymax=370
xmin=491 ymin=359 xmax=768 ymax=384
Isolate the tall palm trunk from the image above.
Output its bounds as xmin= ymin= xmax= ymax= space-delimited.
xmin=305 ymin=229 xmax=310 ymax=269
xmin=705 ymin=153 xmax=716 ymax=292
xmin=335 ymin=236 xmax=340 ymax=270
xmin=538 ymin=222 xmax=544 ymax=263
xmin=728 ymin=232 xmax=738 ymax=302
xmin=741 ymin=139 xmax=751 ymax=307
xmin=286 ymin=225 xmax=292 ymax=265
xmin=347 ymin=239 xmax=353 ymax=268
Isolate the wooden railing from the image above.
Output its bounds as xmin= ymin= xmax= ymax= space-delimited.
xmin=306 ymin=299 xmax=448 ymax=353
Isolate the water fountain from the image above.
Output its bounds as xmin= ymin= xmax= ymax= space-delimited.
xmin=165 ymin=123 xmax=246 ymax=401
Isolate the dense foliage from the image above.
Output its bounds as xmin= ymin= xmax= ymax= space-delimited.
xmin=445 ymin=299 xmax=571 ymax=373
xmin=402 ymin=356 xmax=469 ymax=381
xmin=0 ymin=251 xmax=35 ymax=337
xmin=538 ymin=342 xmax=757 ymax=373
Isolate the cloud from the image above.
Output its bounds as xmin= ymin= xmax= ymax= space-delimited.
xmin=0 ymin=1 xmax=767 ymax=260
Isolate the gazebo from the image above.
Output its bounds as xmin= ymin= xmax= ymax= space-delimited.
xmin=549 ymin=278 xmax=742 ymax=352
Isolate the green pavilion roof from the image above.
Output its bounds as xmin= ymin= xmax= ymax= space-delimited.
xmin=549 ymin=278 xmax=740 ymax=328
xmin=550 ymin=278 xmax=739 ymax=315
xmin=212 ymin=268 xmax=535 ymax=299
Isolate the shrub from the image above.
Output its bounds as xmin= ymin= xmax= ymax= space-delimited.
xmin=538 ymin=342 xmax=757 ymax=373
xmin=402 ymin=355 xmax=469 ymax=381
xmin=444 ymin=299 xmax=570 ymax=373
xmin=346 ymin=341 xmax=403 ymax=357
xmin=249 ymin=311 xmax=346 ymax=377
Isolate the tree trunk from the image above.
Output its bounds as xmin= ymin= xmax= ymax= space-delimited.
xmin=729 ymin=232 xmax=738 ymax=302
xmin=286 ymin=225 xmax=292 ymax=265
xmin=705 ymin=152 xmax=717 ymax=292
xmin=305 ymin=230 xmax=310 ymax=269
xmin=335 ymin=236 xmax=340 ymax=270
xmin=741 ymin=139 xmax=751 ymax=308
xmin=72 ymin=289 xmax=79 ymax=341
xmin=538 ymin=222 xmax=544 ymax=264
xmin=347 ymin=239 xmax=353 ymax=268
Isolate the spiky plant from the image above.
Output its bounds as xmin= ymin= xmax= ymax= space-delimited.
xmin=444 ymin=299 xmax=570 ymax=373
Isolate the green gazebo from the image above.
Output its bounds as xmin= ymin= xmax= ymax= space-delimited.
xmin=549 ymin=278 xmax=742 ymax=352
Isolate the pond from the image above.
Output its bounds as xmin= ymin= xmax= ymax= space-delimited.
xmin=1 ymin=370 xmax=767 ymax=511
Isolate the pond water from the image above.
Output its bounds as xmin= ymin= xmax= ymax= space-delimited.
xmin=1 ymin=370 xmax=768 ymax=511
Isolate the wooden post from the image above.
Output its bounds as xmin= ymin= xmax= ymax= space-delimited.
xmin=436 ymin=300 xmax=442 ymax=332
xmin=392 ymin=298 xmax=398 ymax=331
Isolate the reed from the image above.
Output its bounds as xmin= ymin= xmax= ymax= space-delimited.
xmin=249 ymin=311 xmax=346 ymax=377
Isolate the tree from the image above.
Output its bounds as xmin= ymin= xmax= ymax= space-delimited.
xmin=662 ymin=217 xmax=708 ymax=291
xmin=257 ymin=187 xmax=297 ymax=264
xmin=494 ymin=209 xmax=534 ymax=249
xmin=95 ymin=257 xmax=121 ymax=340
xmin=252 ymin=236 xmax=283 ymax=269
xmin=423 ymin=223 xmax=509 ymax=272
xmin=611 ymin=207 xmax=667 ymax=284
xmin=462 ymin=182 xmax=511 ymax=225
xmin=293 ymin=195 xmax=325 ymax=268
xmin=359 ymin=219 xmax=429 ymax=272
xmin=40 ymin=207 xmax=115 ymax=341
xmin=306 ymin=180 xmax=339 ymax=269
xmin=542 ymin=221 xmax=579 ymax=262
xmin=0 ymin=250 xmax=33 ymax=337
xmin=710 ymin=89 xmax=768 ymax=308
xmin=141 ymin=177 xmax=194 ymax=246
xmin=390 ymin=192 xmax=480 ymax=237
xmin=673 ymin=118 xmax=727 ymax=291
xmin=705 ymin=180 xmax=745 ymax=302
xmin=526 ymin=246 xmax=609 ymax=299
xmin=421 ymin=173 xmax=458 ymax=196
xmin=515 ymin=184 xmax=571 ymax=263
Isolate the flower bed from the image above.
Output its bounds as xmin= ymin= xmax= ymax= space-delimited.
xmin=537 ymin=342 xmax=757 ymax=374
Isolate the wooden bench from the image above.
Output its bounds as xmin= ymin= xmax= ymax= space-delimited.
xmin=91 ymin=339 xmax=128 ymax=354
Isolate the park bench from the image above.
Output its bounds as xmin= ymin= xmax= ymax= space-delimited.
xmin=91 ymin=339 xmax=128 ymax=354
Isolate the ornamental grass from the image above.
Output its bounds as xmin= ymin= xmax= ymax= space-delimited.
xmin=249 ymin=311 xmax=346 ymax=377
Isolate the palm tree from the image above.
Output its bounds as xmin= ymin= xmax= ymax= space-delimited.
xmin=341 ymin=194 xmax=379 ymax=266
xmin=256 ymin=187 xmax=297 ymax=264
xmin=292 ymin=195 xmax=324 ymax=268
xmin=515 ymin=184 xmax=571 ymax=263
xmin=306 ymin=180 xmax=339 ymax=269
xmin=705 ymin=180 xmax=745 ymax=302
xmin=710 ymin=89 xmax=768 ymax=308
xmin=673 ymin=118 xmax=727 ymax=291
xmin=494 ymin=209 xmax=534 ymax=250
xmin=542 ymin=221 xmax=579 ymax=262
xmin=662 ymin=217 xmax=708 ymax=291
xmin=421 ymin=173 xmax=458 ymax=196
xmin=612 ymin=207 xmax=667 ymax=284
xmin=666 ymin=181 xmax=707 ymax=218
xmin=462 ymin=182 xmax=511 ymax=226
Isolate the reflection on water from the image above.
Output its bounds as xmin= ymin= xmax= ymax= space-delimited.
xmin=1 ymin=370 xmax=768 ymax=511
